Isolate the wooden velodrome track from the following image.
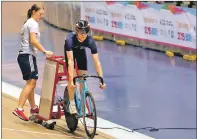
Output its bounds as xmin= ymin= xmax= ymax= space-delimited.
xmin=2 ymin=93 xmax=114 ymax=139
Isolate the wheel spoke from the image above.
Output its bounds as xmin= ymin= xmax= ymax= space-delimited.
xmin=83 ymin=92 xmax=97 ymax=138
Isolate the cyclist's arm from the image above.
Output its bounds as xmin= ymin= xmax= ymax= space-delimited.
xmin=66 ymin=51 xmax=75 ymax=82
xmin=64 ymin=37 xmax=75 ymax=82
xmin=92 ymin=53 xmax=103 ymax=78
xmin=88 ymin=37 xmax=103 ymax=78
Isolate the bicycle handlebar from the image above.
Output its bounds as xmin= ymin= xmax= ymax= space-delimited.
xmin=73 ymin=75 xmax=104 ymax=85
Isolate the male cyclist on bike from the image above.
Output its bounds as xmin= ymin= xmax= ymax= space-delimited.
xmin=64 ymin=20 xmax=106 ymax=114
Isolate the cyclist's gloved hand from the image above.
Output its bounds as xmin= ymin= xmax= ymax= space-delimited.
xmin=99 ymin=82 xmax=106 ymax=89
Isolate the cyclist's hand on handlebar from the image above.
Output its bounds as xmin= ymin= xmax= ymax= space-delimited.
xmin=45 ymin=50 xmax=54 ymax=58
xmin=99 ymin=83 xmax=106 ymax=89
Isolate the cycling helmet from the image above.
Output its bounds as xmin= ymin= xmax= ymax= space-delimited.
xmin=75 ymin=20 xmax=90 ymax=34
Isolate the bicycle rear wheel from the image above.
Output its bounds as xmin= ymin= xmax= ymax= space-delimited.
xmin=83 ymin=91 xmax=97 ymax=139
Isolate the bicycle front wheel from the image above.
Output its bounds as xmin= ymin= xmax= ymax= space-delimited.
xmin=63 ymin=86 xmax=78 ymax=133
xmin=83 ymin=91 xmax=97 ymax=139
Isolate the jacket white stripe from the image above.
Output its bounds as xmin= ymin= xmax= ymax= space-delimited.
xmin=29 ymin=55 xmax=34 ymax=72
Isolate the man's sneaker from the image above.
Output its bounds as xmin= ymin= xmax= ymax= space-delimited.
xmin=69 ymin=104 xmax=77 ymax=114
xmin=13 ymin=108 xmax=29 ymax=121
xmin=30 ymin=106 xmax=39 ymax=114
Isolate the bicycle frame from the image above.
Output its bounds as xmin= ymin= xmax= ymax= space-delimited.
xmin=74 ymin=79 xmax=89 ymax=118
xmin=73 ymin=74 xmax=103 ymax=118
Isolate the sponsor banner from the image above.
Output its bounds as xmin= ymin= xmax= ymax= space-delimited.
xmin=81 ymin=2 xmax=196 ymax=49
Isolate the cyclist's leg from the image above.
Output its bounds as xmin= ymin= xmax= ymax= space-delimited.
xmin=75 ymin=48 xmax=89 ymax=113
xmin=75 ymin=48 xmax=88 ymax=93
xmin=65 ymin=50 xmax=77 ymax=99
xmin=78 ymin=70 xmax=88 ymax=92
xmin=65 ymin=50 xmax=77 ymax=114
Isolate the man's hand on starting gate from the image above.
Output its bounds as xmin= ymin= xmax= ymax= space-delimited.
xmin=45 ymin=50 xmax=54 ymax=58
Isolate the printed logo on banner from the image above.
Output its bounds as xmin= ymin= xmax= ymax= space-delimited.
xmin=124 ymin=23 xmax=132 ymax=30
xmin=144 ymin=17 xmax=157 ymax=24
xmin=177 ymin=22 xmax=188 ymax=30
xmin=85 ymin=16 xmax=95 ymax=24
xmin=124 ymin=13 xmax=136 ymax=20
xmin=85 ymin=8 xmax=95 ymax=13
xmin=118 ymin=22 xmax=123 ymax=29
xmin=185 ymin=33 xmax=192 ymax=42
xmin=97 ymin=18 xmax=103 ymax=24
xmin=112 ymin=21 xmax=117 ymax=28
xmin=192 ymin=25 xmax=196 ymax=34
xmin=177 ymin=32 xmax=192 ymax=42
xmin=145 ymin=26 xmax=151 ymax=34
xmin=111 ymin=12 xmax=122 ymax=18
xmin=178 ymin=32 xmax=185 ymax=41
xmin=171 ymin=30 xmax=174 ymax=38
xmin=176 ymin=22 xmax=195 ymax=31
xmin=144 ymin=26 xmax=158 ymax=36
xmin=132 ymin=24 xmax=137 ymax=31
xmin=159 ymin=29 xmax=174 ymax=39
xmin=112 ymin=21 xmax=123 ymax=29
xmin=96 ymin=18 xmax=109 ymax=27
xmin=124 ymin=13 xmax=137 ymax=31
xmin=96 ymin=9 xmax=108 ymax=15
xmin=85 ymin=16 xmax=89 ymax=22
xmin=104 ymin=18 xmax=109 ymax=26
xmin=160 ymin=19 xmax=173 ymax=27
xmin=152 ymin=28 xmax=158 ymax=36
xmin=90 ymin=17 xmax=96 ymax=24
xmin=160 ymin=29 xmax=165 ymax=37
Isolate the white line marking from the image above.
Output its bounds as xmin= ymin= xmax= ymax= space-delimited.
xmin=2 ymin=128 xmax=83 ymax=138
xmin=2 ymin=127 xmax=66 ymax=136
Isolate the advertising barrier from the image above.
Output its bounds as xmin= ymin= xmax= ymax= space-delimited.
xmin=81 ymin=2 xmax=196 ymax=50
